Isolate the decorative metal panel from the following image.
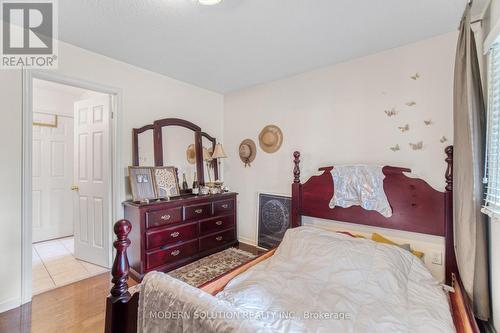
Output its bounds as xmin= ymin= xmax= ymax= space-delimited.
xmin=258 ymin=193 xmax=291 ymax=249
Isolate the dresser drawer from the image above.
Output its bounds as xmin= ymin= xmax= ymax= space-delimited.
xmin=213 ymin=199 xmax=234 ymax=216
xmin=146 ymin=207 xmax=182 ymax=229
xmin=200 ymin=215 xmax=235 ymax=236
xmin=184 ymin=203 xmax=212 ymax=220
xmin=145 ymin=222 xmax=198 ymax=250
xmin=199 ymin=228 xmax=236 ymax=252
xmin=146 ymin=240 xmax=198 ymax=270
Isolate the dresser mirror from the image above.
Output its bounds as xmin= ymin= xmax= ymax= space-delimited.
xmin=133 ymin=125 xmax=155 ymax=166
xmin=161 ymin=126 xmax=197 ymax=188
xmin=132 ymin=118 xmax=220 ymax=189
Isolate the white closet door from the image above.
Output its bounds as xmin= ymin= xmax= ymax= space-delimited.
xmin=73 ymin=96 xmax=111 ymax=267
xmin=32 ymin=115 xmax=74 ymax=243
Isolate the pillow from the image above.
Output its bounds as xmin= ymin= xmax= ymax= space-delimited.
xmin=371 ymin=233 xmax=424 ymax=258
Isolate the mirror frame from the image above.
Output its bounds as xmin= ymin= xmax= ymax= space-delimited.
xmin=132 ymin=118 xmax=219 ymax=186
xmin=132 ymin=124 xmax=155 ymax=166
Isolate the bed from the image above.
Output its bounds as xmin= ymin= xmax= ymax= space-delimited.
xmin=104 ymin=146 xmax=479 ymax=333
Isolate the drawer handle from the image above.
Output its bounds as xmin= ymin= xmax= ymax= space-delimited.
xmin=195 ymin=209 xmax=203 ymax=214
xmin=170 ymin=231 xmax=180 ymax=238
xmin=215 ymin=221 xmax=223 ymax=226
xmin=221 ymin=204 xmax=229 ymax=209
xmin=161 ymin=214 xmax=171 ymax=221
xmin=171 ymin=250 xmax=180 ymax=256
xmin=216 ymin=236 xmax=223 ymax=241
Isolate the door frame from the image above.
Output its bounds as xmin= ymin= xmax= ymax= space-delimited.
xmin=21 ymin=69 xmax=123 ymax=304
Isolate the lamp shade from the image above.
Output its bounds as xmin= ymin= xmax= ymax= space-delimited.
xmin=203 ymin=147 xmax=212 ymax=161
xmin=212 ymin=143 xmax=227 ymax=159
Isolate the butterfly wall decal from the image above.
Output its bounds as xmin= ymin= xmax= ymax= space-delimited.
xmin=410 ymin=73 xmax=420 ymax=80
xmin=406 ymin=101 xmax=417 ymax=107
xmin=424 ymin=119 xmax=433 ymax=126
xmin=440 ymin=136 xmax=448 ymax=143
xmin=384 ymin=108 xmax=397 ymax=117
xmin=409 ymin=141 xmax=423 ymax=150
xmin=398 ymin=124 xmax=410 ymax=132
xmin=390 ymin=144 xmax=400 ymax=152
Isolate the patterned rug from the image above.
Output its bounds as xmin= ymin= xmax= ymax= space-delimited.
xmin=168 ymin=247 xmax=258 ymax=287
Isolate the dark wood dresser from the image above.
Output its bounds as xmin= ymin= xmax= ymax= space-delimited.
xmin=123 ymin=192 xmax=238 ymax=281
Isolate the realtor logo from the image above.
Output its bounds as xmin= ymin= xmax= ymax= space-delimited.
xmin=1 ymin=0 xmax=58 ymax=68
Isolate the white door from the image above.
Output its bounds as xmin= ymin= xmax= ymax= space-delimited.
xmin=73 ymin=96 xmax=112 ymax=267
xmin=32 ymin=114 xmax=74 ymax=242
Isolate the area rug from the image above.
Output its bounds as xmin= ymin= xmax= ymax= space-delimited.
xmin=168 ymin=247 xmax=258 ymax=287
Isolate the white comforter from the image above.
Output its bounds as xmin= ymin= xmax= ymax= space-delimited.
xmin=138 ymin=226 xmax=455 ymax=333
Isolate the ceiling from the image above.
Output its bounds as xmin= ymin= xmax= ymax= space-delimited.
xmin=59 ymin=0 xmax=482 ymax=93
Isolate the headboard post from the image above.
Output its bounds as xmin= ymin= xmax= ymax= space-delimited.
xmin=291 ymin=151 xmax=302 ymax=227
xmin=444 ymin=145 xmax=457 ymax=285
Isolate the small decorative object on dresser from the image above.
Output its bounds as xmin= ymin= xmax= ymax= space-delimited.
xmin=128 ymin=167 xmax=157 ymax=202
xmin=153 ymin=166 xmax=180 ymax=198
xmin=259 ymin=124 xmax=283 ymax=153
xmin=123 ymin=192 xmax=238 ymax=280
xmin=257 ymin=193 xmax=291 ymax=249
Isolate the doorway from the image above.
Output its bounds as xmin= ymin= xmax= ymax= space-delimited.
xmin=31 ymin=79 xmax=113 ymax=294
xmin=22 ymin=71 xmax=122 ymax=302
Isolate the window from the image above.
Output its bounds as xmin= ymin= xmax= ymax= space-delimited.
xmin=483 ymin=41 xmax=500 ymax=217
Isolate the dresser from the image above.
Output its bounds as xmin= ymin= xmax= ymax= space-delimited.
xmin=123 ymin=192 xmax=238 ymax=281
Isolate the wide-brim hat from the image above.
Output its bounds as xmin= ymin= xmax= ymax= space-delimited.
xmin=186 ymin=144 xmax=196 ymax=164
xmin=239 ymin=139 xmax=257 ymax=166
xmin=259 ymin=125 xmax=283 ymax=153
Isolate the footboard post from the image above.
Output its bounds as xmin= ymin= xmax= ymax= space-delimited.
xmin=105 ymin=219 xmax=137 ymax=333
xmin=291 ymin=151 xmax=302 ymax=228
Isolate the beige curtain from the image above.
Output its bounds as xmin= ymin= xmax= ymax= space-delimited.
xmin=453 ymin=5 xmax=490 ymax=320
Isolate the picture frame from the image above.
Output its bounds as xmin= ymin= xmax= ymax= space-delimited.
xmin=257 ymin=193 xmax=291 ymax=249
xmin=153 ymin=166 xmax=180 ymax=198
xmin=128 ymin=167 xmax=157 ymax=202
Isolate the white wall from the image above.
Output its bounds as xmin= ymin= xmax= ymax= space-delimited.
xmin=0 ymin=41 xmax=224 ymax=312
xmin=224 ymin=32 xmax=456 ymax=247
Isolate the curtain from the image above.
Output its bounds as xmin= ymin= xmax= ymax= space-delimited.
xmin=453 ymin=5 xmax=490 ymax=320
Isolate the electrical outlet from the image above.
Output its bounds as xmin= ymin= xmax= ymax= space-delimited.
xmin=430 ymin=252 xmax=442 ymax=265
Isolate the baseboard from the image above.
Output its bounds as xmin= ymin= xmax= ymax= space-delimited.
xmin=0 ymin=297 xmax=21 ymax=314
xmin=238 ymin=236 xmax=257 ymax=247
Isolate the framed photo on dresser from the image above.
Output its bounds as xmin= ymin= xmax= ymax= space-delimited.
xmin=257 ymin=193 xmax=291 ymax=249
xmin=153 ymin=166 xmax=180 ymax=198
xmin=128 ymin=167 xmax=157 ymax=202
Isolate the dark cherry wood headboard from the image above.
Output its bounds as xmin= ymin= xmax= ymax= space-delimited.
xmin=290 ymin=146 xmax=456 ymax=284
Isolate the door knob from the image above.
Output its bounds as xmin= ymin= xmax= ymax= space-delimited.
xmin=71 ymin=185 xmax=79 ymax=191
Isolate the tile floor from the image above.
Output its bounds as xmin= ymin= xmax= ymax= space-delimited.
xmin=32 ymin=237 xmax=109 ymax=295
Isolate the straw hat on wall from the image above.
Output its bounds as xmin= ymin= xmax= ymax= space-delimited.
xmin=259 ymin=125 xmax=283 ymax=153
xmin=186 ymin=144 xmax=196 ymax=164
xmin=239 ymin=139 xmax=257 ymax=167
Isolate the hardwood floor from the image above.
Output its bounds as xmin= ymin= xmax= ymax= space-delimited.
xmin=0 ymin=242 xmax=264 ymax=333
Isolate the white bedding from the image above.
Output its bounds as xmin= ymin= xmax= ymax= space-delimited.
xmin=138 ymin=226 xmax=455 ymax=333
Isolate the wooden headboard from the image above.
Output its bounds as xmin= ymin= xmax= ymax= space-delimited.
xmin=290 ymin=146 xmax=456 ymax=284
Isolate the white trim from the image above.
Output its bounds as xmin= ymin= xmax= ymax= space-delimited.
xmin=238 ymin=236 xmax=257 ymax=247
xmin=0 ymin=297 xmax=22 ymax=314
xmin=21 ymin=70 xmax=123 ymax=305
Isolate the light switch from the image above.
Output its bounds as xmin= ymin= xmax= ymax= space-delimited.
xmin=430 ymin=251 xmax=442 ymax=265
